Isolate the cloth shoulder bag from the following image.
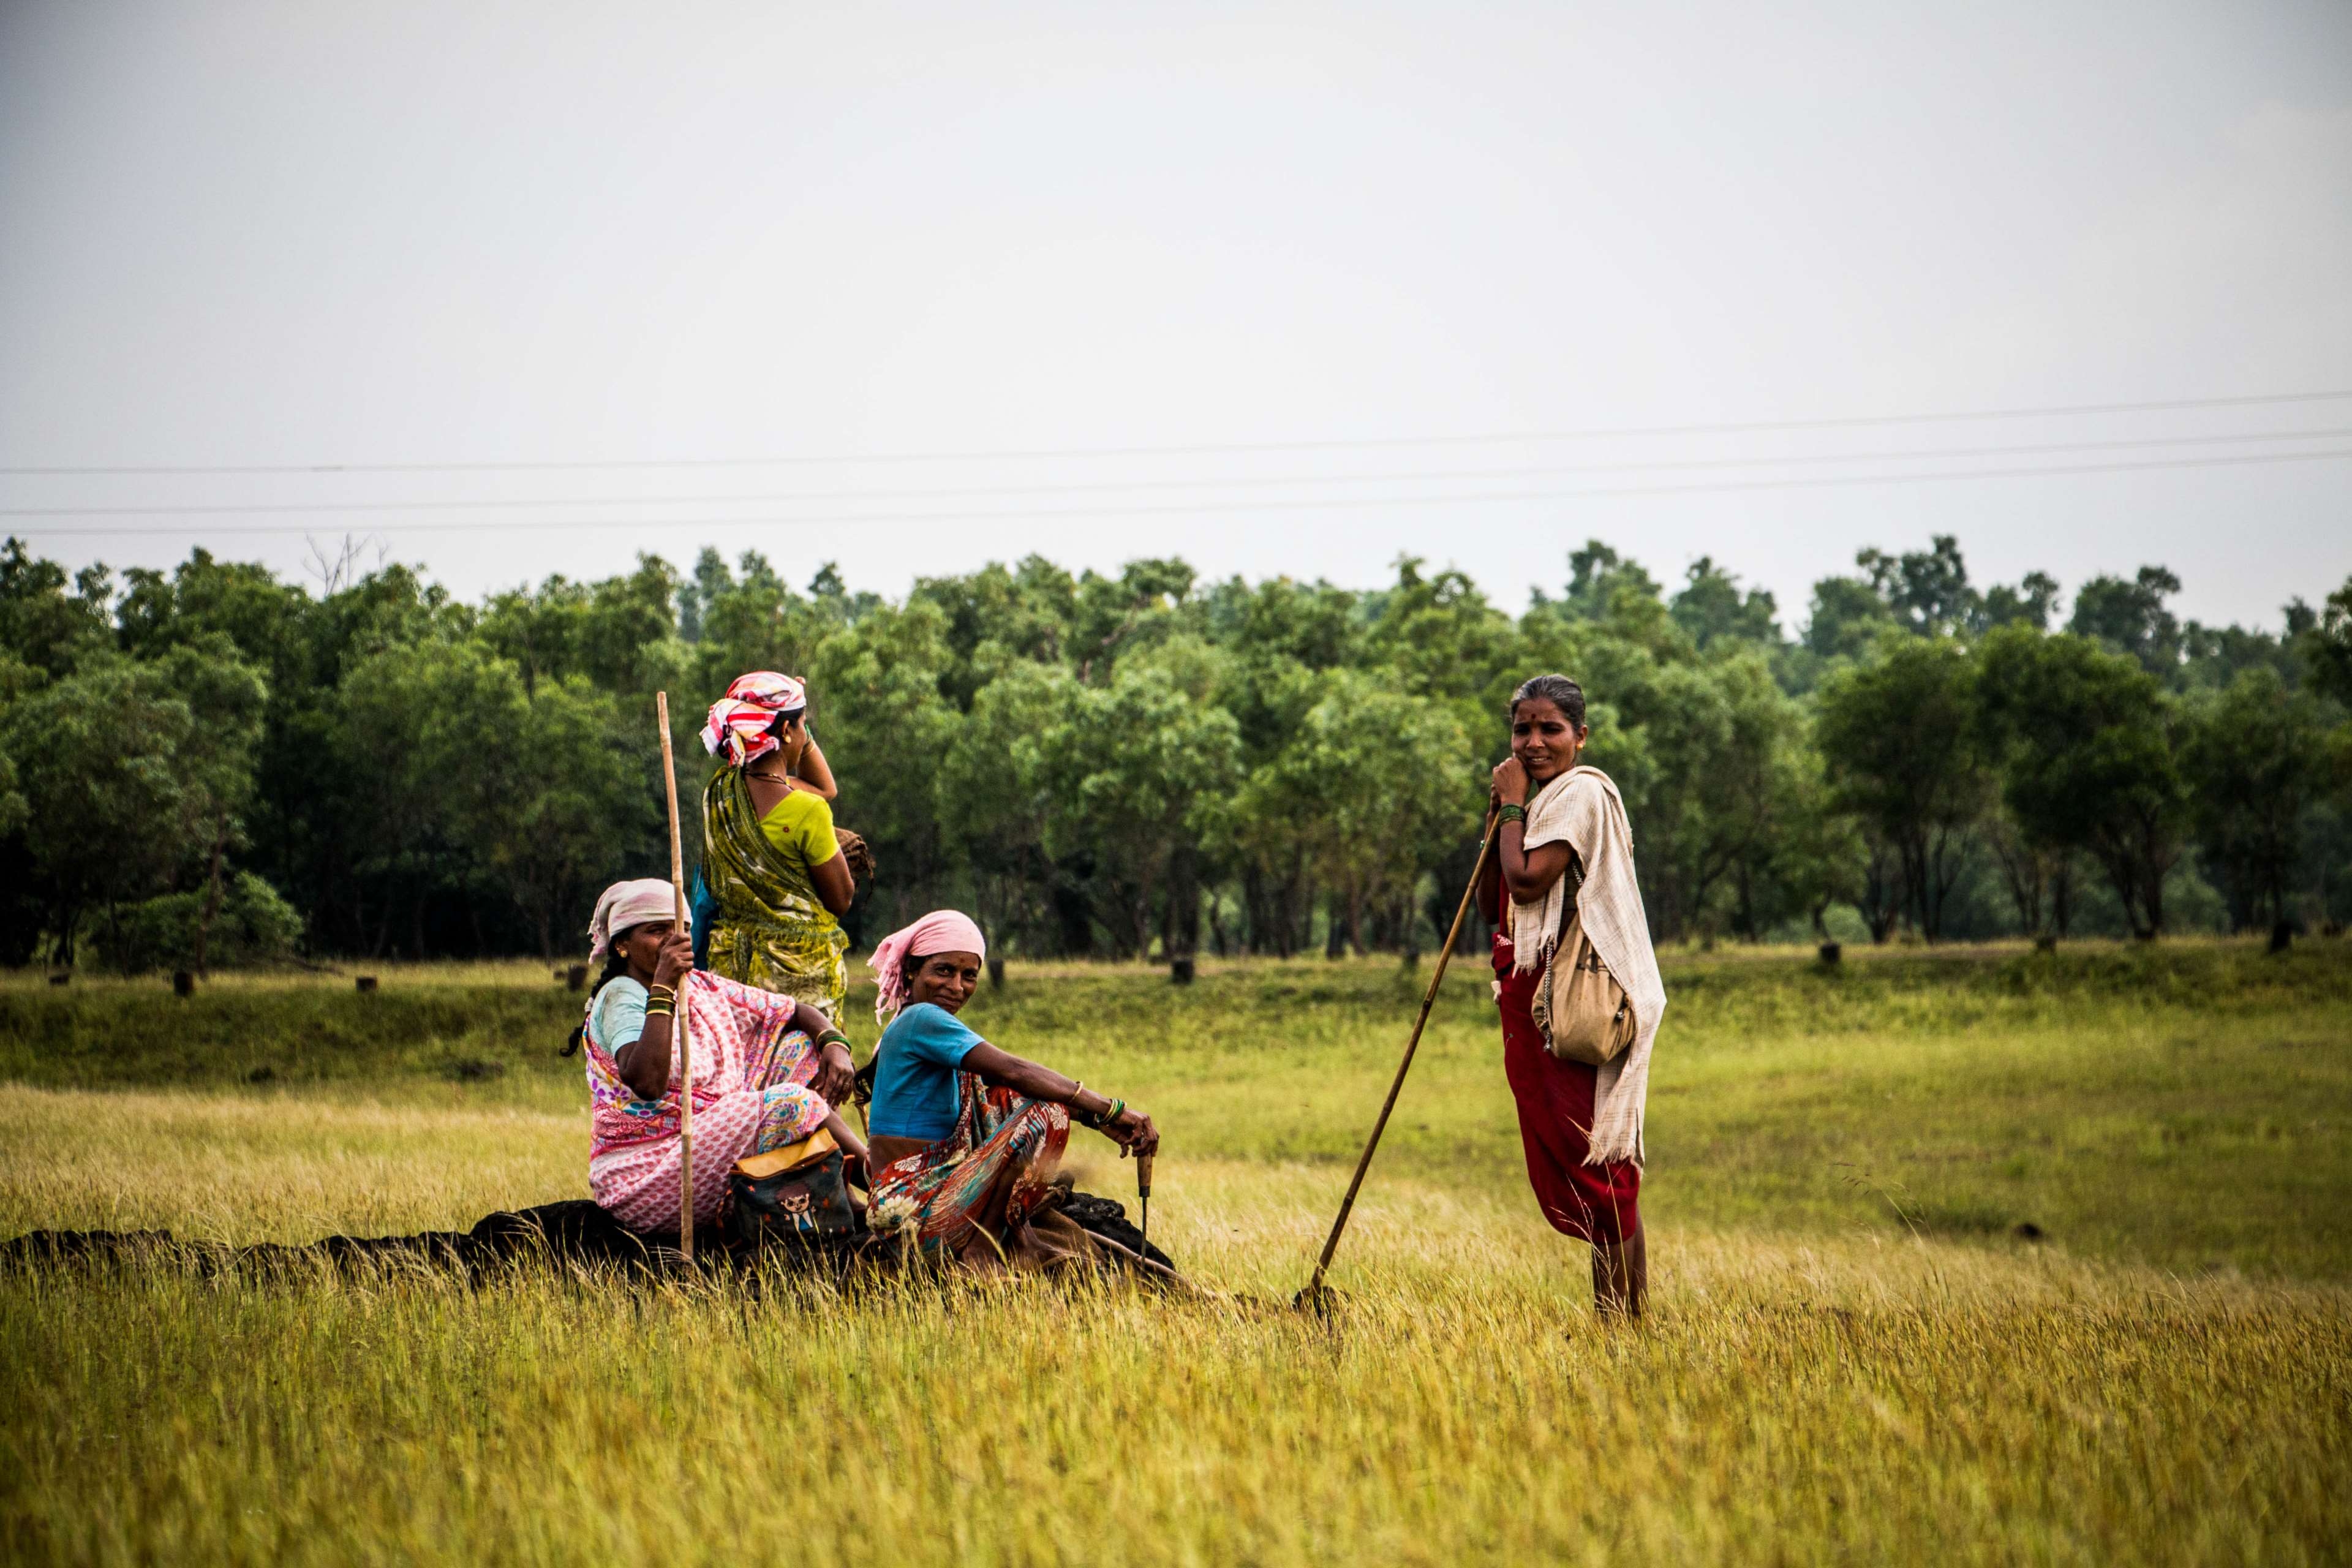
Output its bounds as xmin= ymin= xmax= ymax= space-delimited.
xmin=727 ymin=1128 xmax=861 ymax=1246
xmin=1529 ymin=842 xmax=1639 ymax=1067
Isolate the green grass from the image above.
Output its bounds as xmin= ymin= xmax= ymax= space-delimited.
xmin=9 ymin=937 xmax=2350 ymax=1276
xmin=2 ymin=939 xmax=2350 ymax=1563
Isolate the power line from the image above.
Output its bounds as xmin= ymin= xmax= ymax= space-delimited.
xmin=7 ymin=424 xmax=2348 ymax=519
xmin=20 ymin=445 xmax=2351 ymax=539
xmin=4 ymin=388 xmax=2350 ymax=477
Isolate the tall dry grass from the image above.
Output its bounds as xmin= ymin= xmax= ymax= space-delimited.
xmin=2 ymin=1088 xmax=2348 ymax=1564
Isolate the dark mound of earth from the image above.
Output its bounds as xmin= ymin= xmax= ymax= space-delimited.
xmin=0 ymin=1190 xmax=1175 ymax=1281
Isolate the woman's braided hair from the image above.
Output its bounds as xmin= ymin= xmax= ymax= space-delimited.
xmin=1509 ymin=673 xmax=1587 ymax=726
xmin=561 ymin=941 xmax=638 ymax=1057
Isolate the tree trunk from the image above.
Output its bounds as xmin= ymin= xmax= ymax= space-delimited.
xmin=1164 ymin=843 xmax=1200 ymax=982
xmin=192 ymin=818 xmax=230 ymax=976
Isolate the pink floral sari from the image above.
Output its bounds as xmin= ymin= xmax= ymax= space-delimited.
xmin=581 ymin=970 xmax=831 ymax=1231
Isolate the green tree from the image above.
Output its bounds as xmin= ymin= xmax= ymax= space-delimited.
xmin=935 ymin=660 xmax=1080 ymax=973
xmin=1 ymin=643 xmax=266 ymax=967
xmin=1860 ymin=534 xmax=1979 ymax=637
xmin=2179 ymin=667 xmax=2332 ymax=934
xmin=1533 ymin=540 xmax=1662 ymax=624
xmin=2307 ymin=575 xmax=2352 ymax=707
xmin=0 ymin=538 xmax=113 ymax=677
xmin=1817 ymin=639 xmax=1989 ymax=941
xmin=1038 ymin=652 xmax=1242 ymax=968
xmin=1237 ymin=668 xmax=1479 ymax=958
xmin=2068 ymin=565 xmax=2184 ymax=676
xmin=1801 ymin=575 xmax=1899 ymax=663
xmin=1976 ymin=628 xmax=2190 ymax=938
xmin=1669 ymin=557 xmax=1781 ymax=651
xmin=807 ymin=600 xmax=963 ymax=928
xmin=1981 ymin=571 xmax=2062 ymax=633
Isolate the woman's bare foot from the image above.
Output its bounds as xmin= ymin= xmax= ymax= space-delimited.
xmin=1592 ymin=1224 xmax=1647 ymax=1319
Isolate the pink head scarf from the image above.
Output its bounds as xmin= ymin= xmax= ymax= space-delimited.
xmin=701 ymin=671 xmax=809 ymax=768
xmin=869 ymin=910 xmax=987 ymax=1022
xmin=587 ymin=877 xmax=687 ymax=961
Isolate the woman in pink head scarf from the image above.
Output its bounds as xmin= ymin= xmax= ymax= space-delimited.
xmin=565 ymin=877 xmax=867 ymax=1234
xmin=862 ymin=911 xmax=1160 ymax=1272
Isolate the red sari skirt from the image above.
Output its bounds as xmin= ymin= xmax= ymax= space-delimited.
xmin=1493 ymin=933 xmax=1640 ymax=1245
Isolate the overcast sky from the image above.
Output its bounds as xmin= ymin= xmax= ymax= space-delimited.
xmin=2 ymin=2 xmax=2347 ymax=631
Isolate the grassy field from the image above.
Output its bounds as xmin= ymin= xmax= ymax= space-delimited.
xmin=2 ymin=940 xmax=2350 ymax=1562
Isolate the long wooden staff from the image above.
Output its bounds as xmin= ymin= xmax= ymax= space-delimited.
xmin=1299 ymin=809 xmax=1500 ymax=1305
xmin=655 ymin=692 xmax=695 ymax=1262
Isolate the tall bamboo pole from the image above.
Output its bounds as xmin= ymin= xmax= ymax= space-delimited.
xmin=655 ymin=692 xmax=695 ymax=1262
xmin=1300 ymin=810 xmax=1499 ymax=1303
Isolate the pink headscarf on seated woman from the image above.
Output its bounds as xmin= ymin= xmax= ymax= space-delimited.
xmin=587 ymin=877 xmax=688 ymax=961
xmin=869 ymin=910 xmax=987 ymax=1023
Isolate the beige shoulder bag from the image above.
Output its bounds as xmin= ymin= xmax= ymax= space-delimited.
xmin=1528 ymin=842 xmax=1639 ymax=1068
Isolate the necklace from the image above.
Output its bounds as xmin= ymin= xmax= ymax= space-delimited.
xmin=744 ymin=771 xmax=794 ymax=786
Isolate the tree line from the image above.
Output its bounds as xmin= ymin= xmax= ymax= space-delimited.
xmin=3 ymin=532 xmax=2348 ymax=974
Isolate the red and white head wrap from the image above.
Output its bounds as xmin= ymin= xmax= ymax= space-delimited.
xmin=587 ymin=877 xmax=687 ymax=961
xmin=701 ymin=671 xmax=808 ymax=767
xmin=869 ymin=910 xmax=987 ymax=1022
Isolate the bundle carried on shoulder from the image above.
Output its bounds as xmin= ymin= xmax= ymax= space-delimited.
xmin=1529 ymin=846 xmax=1638 ymax=1066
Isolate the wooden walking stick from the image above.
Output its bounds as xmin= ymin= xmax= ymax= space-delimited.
xmin=1297 ymin=809 xmax=1501 ymax=1308
xmin=1136 ymin=1151 xmax=1155 ymax=1253
xmin=656 ymin=692 xmax=695 ymax=1262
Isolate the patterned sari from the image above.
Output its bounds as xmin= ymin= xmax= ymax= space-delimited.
xmin=582 ymin=970 xmax=832 ymax=1232
xmin=699 ymin=766 xmax=849 ymax=1017
xmin=868 ymin=1076 xmax=1071 ymax=1258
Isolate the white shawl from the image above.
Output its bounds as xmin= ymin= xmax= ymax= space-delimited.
xmin=1508 ymin=767 xmax=1666 ymax=1166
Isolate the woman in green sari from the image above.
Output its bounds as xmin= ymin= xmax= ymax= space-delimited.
xmin=696 ymin=671 xmax=870 ymax=1016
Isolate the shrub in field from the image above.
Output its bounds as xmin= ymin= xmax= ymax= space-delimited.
xmin=85 ymin=871 xmax=303 ymax=974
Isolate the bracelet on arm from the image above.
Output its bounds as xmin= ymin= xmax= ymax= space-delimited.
xmin=646 ymin=984 xmax=676 ymax=1001
xmin=816 ymin=1028 xmax=852 ymax=1052
xmin=643 ymin=1002 xmax=674 ymax=1020
xmin=1498 ymin=803 xmax=1527 ymax=825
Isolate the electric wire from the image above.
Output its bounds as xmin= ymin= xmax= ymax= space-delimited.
xmin=21 ymin=445 xmax=2351 ymax=538
xmin=4 ymin=388 xmax=2349 ymax=477
xmin=7 ymin=424 xmax=2349 ymax=521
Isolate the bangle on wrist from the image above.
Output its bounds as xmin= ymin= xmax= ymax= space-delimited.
xmin=1498 ymin=803 xmax=1527 ymax=824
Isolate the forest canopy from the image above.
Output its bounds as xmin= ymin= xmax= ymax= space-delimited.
xmin=4 ymin=533 xmax=2348 ymax=972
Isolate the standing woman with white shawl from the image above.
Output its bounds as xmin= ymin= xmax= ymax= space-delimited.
xmin=1480 ymin=674 xmax=1665 ymax=1317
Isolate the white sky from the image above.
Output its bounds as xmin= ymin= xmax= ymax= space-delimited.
xmin=2 ymin=1 xmax=2348 ymax=630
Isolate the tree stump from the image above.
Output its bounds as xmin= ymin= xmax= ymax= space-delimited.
xmin=1816 ymin=942 xmax=1841 ymax=965
xmin=172 ymin=970 xmax=195 ymax=997
xmin=1170 ymin=956 xmax=1196 ymax=986
xmin=565 ymin=964 xmax=589 ymax=990
xmin=2269 ymin=921 xmax=2294 ymax=955
xmin=356 ymin=976 xmax=379 ymax=993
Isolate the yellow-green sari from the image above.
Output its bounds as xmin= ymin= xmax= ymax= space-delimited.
xmin=699 ymin=767 xmax=849 ymax=1017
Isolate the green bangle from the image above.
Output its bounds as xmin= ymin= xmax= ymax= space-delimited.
xmin=816 ymin=1030 xmax=851 ymax=1052
xmin=1498 ymin=803 xmax=1527 ymax=824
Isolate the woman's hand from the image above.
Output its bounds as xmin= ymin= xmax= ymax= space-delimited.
xmin=835 ymin=827 xmax=874 ymax=882
xmin=1105 ymin=1105 xmax=1159 ymax=1159
xmin=651 ymin=931 xmax=695 ymax=993
xmin=812 ymin=1039 xmax=856 ymax=1104
xmin=1491 ymin=756 xmax=1529 ymax=809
